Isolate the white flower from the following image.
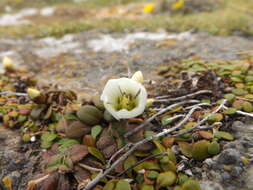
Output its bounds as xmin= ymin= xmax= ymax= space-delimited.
xmin=101 ymin=77 xmax=147 ymax=120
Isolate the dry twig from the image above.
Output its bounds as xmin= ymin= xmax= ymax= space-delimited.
xmin=155 ymin=90 xmax=212 ymax=101
xmin=223 ymin=105 xmax=253 ymax=118
xmin=124 ymin=100 xmax=199 ymax=138
xmin=83 ymin=105 xmax=200 ymax=190
xmin=236 ymin=96 xmax=253 ymax=103
xmin=0 ymin=91 xmax=27 ymax=96
xmin=173 ymin=100 xmax=226 ymax=137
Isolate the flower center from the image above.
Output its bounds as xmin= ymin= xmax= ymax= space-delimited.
xmin=116 ymin=93 xmax=137 ymax=111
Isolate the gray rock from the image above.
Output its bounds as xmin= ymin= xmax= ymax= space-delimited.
xmin=226 ymin=187 xmax=236 ymax=190
xmin=203 ymin=158 xmax=215 ymax=167
xmin=231 ymin=121 xmax=244 ymax=132
xmin=231 ymin=166 xmax=243 ymax=177
xmin=217 ymin=149 xmax=241 ymax=165
xmin=221 ymin=171 xmax=231 ymax=182
xmin=200 ymin=181 xmax=224 ymax=190
xmin=245 ymin=166 xmax=253 ymax=189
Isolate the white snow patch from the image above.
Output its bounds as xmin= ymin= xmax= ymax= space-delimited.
xmin=0 ymin=8 xmax=37 ymax=26
xmin=35 ymin=34 xmax=80 ymax=58
xmin=0 ymin=7 xmax=55 ymax=26
xmin=40 ymin=7 xmax=55 ymax=17
xmin=87 ymin=31 xmax=193 ymax=53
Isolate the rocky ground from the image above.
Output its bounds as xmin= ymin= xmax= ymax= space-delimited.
xmin=0 ymin=1 xmax=253 ymax=190
xmin=0 ymin=31 xmax=253 ymax=99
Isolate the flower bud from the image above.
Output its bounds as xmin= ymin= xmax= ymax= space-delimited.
xmin=3 ymin=57 xmax=14 ymax=71
xmin=146 ymin=98 xmax=155 ymax=108
xmin=131 ymin=71 xmax=144 ymax=83
xmin=27 ymin=88 xmax=41 ymax=99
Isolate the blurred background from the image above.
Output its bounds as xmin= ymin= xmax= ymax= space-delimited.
xmin=0 ymin=0 xmax=253 ymax=98
xmin=0 ymin=0 xmax=252 ymax=37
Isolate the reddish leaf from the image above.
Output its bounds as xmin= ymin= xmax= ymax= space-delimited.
xmin=74 ymin=166 xmax=91 ymax=182
xmin=66 ymin=144 xmax=88 ymax=163
xmin=83 ymin=135 xmax=96 ymax=147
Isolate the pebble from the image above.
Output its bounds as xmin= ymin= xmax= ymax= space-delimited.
xmin=204 ymin=158 xmax=215 ymax=167
xmin=231 ymin=166 xmax=243 ymax=177
xmin=231 ymin=121 xmax=244 ymax=131
xmin=245 ymin=166 xmax=253 ymax=189
xmin=221 ymin=171 xmax=231 ymax=181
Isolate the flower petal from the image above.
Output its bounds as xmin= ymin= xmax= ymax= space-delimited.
xmin=131 ymin=71 xmax=144 ymax=83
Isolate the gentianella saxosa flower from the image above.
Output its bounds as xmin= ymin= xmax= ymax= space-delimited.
xmin=101 ymin=71 xmax=147 ymax=120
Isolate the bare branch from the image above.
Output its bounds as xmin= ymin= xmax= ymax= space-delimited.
xmin=83 ymin=105 xmax=199 ymax=190
xmin=173 ymin=100 xmax=227 ymax=137
xmin=107 ymin=143 xmax=133 ymax=167
xmin=236 ymin=96 xmax=253 ymax=103
xmin=78 ymin=163 xmax=103 ymax=172
xmin=155 ymin=90 xmax=212 ymax=102
xmin=223 ymin=105 xmax=253 ymax=118
xmin=185 ymin=102 xmax=211 ymax=110
xmin=0 ymin=91 xmax=28 ymax=96
xmin=124 ymin=100 xmax=199 ymax=138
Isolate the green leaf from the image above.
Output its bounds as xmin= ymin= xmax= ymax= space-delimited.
xmin=192 ymin=140 xmax=210 ymax=161
xmin=91 ymin=125 xmax=103 ymax=140
xmin=124 ymin=156 xmax=136 ymax=177
xmin=161 ymin=116 xmax=173 ymax=126
xmin=63 ymin=114 xmax=78 ymax=120
xmin=144 ymin=131 xmax=156 ymax=138
xmin=58 ymin=138 xmax=79 ymax=153
xmin=182 ymin=179 xmax=201 ymax=190
xmin=232 ymin=88 xmax=248 ymax=96
xmin=88 ymin=147 xmax=106 ymax=164
xmin=178 ymin=142 xmax=192 ymax=158
xmin=103 ymin=180 xmax=116 ymax=190
xmin=224 ymin=94 xmax=235 ymax=102
xmin=153 ymin=140 xmax=166 ymax=153
xmin=214 ymin=131 xmax=234 ymax=141
xmin=157 ymin=171 xmax=177 ymax=187
xmin=51 ymin=113 xmax=62 ymax=122
xmin=147 ymin=171 xmax=159 ymax=179
xmin=224 ymin=107 xmax=237 ymax=115
xmin=115 ymin=180 xmax=131 ymax=190
xmin=141 ymin=184 xmax=154 ymax=190
xmin=208 ymin=141 xmax=220 ymax=155
xmin=41 ymin=132 xmax=58 ymax=149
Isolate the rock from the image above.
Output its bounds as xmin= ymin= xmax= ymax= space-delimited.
xmin=199 ymin=181 xmax=224 ymax=190
xmin=221 ymin=171 xmax=231 ymax=182
xmin=231 ymin=166 xmax=243 ymax=177
xmin=245 ymin=166 xmax=253 ymax=189
xmin=217 ymin=149 xmax=241 ymax=165
xmin=231 ymin=121 xmax=244 ymax=132
xmin=203 ymin=158 xmax=215 ymax=167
